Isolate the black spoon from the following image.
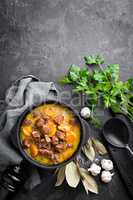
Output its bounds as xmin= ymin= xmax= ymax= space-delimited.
xmin=103 ymin=117 xmax=133 ymax=155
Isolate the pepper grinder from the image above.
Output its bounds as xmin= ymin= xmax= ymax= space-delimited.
xmin=0 ymin=161 xmax=27 ymax=200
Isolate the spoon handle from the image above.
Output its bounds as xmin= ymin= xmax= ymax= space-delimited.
xmin=126 ymin=145 xmax=133 ymax=155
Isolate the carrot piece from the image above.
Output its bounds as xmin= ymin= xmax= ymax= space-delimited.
xmin=30 ymin=144 xmax=39 ymax=157
xmin=66 ymin=134 xmax=76 ymax=143
xmin=22 ymin=126 xmax=32 ymax=137
xmin=44 ymin=107 xmax=55 ymax=117
xmin=47 ymin=121 xmax=56 ymax=137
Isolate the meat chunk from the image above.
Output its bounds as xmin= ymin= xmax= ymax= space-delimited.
xmin=31 ymin=131 xmax=41 ymax=144
xmin=56 ymin=131 xmax=66 ymax=141
xmin=31 ymin=131 xmax=40 ymax=139
xmin=23 ymin=119 xmax=32 ymax=126
xmin=39 ymin=149 xmax=53 ymax=158
xmin=42 ymin=113 xmax=49 ymax=120
xmin=51 ymin=135 xmax=59 ymax=145
xmin=32 ymin=110 xmax=41 ymax=118
xmin=53 ymin=154 xmax=60 ymax=163
xmin=39 ymin=149 xmax=59 ymax=163
xmin=38 ymin=138 xmax=47 ymax=148
xmin=38 ymin=138 xmax=51 ymax=149
xmin=36 ymin=118 xmax=45 ymax=128
xmin=50 ymin=154 xmax=60 ymax=164
xmin=45 ymin=135 xmax=51 ymax=143
xmin=41 ymin=125 xmax=51 ymax=135
xmin=41 ymin=120 xmax=56 ymax=137
xmin=54 ymin=115 xmax=64 ymax=125
xmin=55 ymin=143 xmax=66 ymax=152
xmin=69 ymin=119 xmax=78 ymax=126
xmin=23 ymin=138 xmax=32 ymax=148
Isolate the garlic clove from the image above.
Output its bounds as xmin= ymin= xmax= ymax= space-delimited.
xmin=101 ymin=159 xmax=114 ymax=171
xmin=88 ymin=163 xmax=101 ymax=176
xmin=80 ymin=107 xmax=91 ymax=119
xmin=101 ymin=170 xmax=114 ymax=183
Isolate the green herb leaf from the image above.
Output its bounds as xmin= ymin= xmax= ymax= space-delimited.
xmin=79 ymin=68 xmax=90 ymax=78
xmin=84 ymin=55 xmax=104 ymax=65
xmin=59 ymin=54 xmax=133 ymax=124
xmin=105 ymin=64 xmax=119 ymax=82
xmin=93 ymin=70 xmax=106 ymax=82
xmin=68 ymin=64 xmax=80 ymax=82
xmin=95 ymin=55 xmax=105 ymax=65
xmin=124 ymin=78 xmax=133 ymax=91
xmin=59 ymin=76 xmax=72 ymax=85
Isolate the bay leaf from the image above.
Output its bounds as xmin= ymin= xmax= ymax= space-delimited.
xmin=92 ymin=138 xmax=107 ymax=155
xmin=80 ymin=170 xmax=98 ymax=194
xmin=55 ymin=166 xmax=66 ymax=187
xmin=54 ymin=168 xmax=59 ymax=175
xmin=82 ymin=179 xmax=90 ymax=194
xmin=82 ymin=138 xmax=95 ymax=161
xmin=87 ymin=138 xmax=93 ymax=146
xmin=65 ymin=161 xmax=80 ymax=188
xmin=78 ymin=167 xmax=87 ymax=174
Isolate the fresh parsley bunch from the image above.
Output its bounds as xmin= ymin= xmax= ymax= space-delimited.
xmin=59 ymin=55 xmax=133 ymax=126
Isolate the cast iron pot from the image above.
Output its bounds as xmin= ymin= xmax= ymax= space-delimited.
xmin=16 ymin=100 xmax=86 ymax=169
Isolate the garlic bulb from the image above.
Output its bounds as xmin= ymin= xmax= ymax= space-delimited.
xmin=80 ymin=107 xmax=91 ymax=119
xmin=101 ymin=159 xmax=113 ymax=171
xmin=88 ymin=163 xmax=101 ymax=176
xmin=101 ymin=171 xmax=114 ymax=183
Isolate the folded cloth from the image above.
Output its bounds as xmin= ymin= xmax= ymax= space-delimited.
xmin=0 ymin=75 xmax=58 ymax=189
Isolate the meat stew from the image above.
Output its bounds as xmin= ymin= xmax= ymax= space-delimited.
xmin=20 ymin=103 xmax=81 ymax=165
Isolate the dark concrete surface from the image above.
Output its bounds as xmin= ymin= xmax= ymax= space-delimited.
xmin=0 ymin=0 xmax=133 ymax=200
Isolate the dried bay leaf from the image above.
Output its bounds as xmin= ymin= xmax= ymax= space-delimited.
xmin=82 ymin=138 xmax=95 ymax=161
xmin=80 ymin=170 xmax=98 ymax=194
xmin=82 ymin=179 xmax=91 ymax=194
xmin=55 ymin=166 xmax=66 ymax=186
xmin=78 ymin=167 xmax=87 ymax=174
xmin=54 ymin=168 xmax=59 ymax=175
xmin=82 ymin=146 xmax=95 ymax=161
xmin=92 ymin=137 xmax=107 ymax=155
xmin=87 ymin=138 xmax=93 ymax=146
xmin=65 ymin=161 xmax=80 ymax=188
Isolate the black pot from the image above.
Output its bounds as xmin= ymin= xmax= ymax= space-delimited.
xmin=16 ymin=100 xmax=86 ymax=169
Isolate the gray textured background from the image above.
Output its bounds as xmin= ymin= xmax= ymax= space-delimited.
xmin=0 ymin=0 xmax=133 ymax=98
xmin=0 ymin=0 xmax=133 ymax=200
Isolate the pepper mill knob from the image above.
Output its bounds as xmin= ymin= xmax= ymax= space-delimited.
xmin=1 ymin=165 xmax=23 ymax=192
xmin=0 ymin=162 xmax=27 ymax=200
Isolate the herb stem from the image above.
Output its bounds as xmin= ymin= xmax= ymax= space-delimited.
xmin=120 ymin=107 xmax=133 ymax=120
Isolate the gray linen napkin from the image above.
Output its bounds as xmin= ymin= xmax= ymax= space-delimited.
xmin=0 ymin=75 xmax=58 ymax=189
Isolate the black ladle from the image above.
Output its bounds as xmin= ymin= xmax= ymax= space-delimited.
xmin=103 ymin=117 xmax=133 ymax=155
